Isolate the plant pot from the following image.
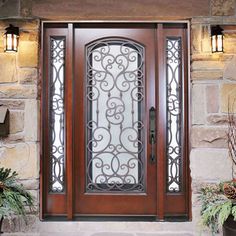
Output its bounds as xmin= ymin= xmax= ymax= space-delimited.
xmin=223 ymin=215 xmax=236 ymax=236
xmin=0 ymin=216 xmax=3 ymax=234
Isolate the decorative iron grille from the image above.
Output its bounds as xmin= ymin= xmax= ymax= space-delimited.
xmin=85 ymin=38 xmax=146 ymax=192
xmin=49 ymin=37 xmax=65 ymax=193
xmin=166 ymin=37 xmax=182 ymax=193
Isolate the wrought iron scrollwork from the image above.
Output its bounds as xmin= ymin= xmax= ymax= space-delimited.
xmin=86 ymin=38 xmax=145 ymax=192
xmin=49 ymin=37 xmax=65 ymax=193
xmin=166 ymin=38 xmax=182 ymax=193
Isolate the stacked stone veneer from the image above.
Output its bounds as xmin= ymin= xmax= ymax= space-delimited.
xmin=0 ymin=20 xmax=40 ymax=231
xmin=191 ymin=16 xmax=236 ymax=232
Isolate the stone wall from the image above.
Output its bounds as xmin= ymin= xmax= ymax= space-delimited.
xmin=0 ymin=19 xmax=40 ymax=232
xmin=0 ymin=0 xmax=210 ymax=20
xmin=190 ymin=15 xmax=236 ymax=231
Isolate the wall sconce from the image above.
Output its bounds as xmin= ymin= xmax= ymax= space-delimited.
xmin=211 ymin=25 xmax=224 ymax=53
xmin=4 ymin=24 xmax=19 ymax=52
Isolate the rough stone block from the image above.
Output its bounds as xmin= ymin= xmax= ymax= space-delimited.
xmin=192 ymin=84 xmax=206 ymax=125
xmin=207 ymin=114 xmax=228 ymax=125
xmin=224 ymin=34 xmax=236 ymax=54
xmin=191 ymin=53 xmax=233 ymax=62
xmin=191 ymin=71 xmax=223 ymax=80
xmin=10 ymin=111 xmax=24 ymax=134
xmin=0 ymin=143 xmax=39 ymax=179
xmin=19 ymin=179 xmax=39 ymax=190
xmin=2 ymin=132 xmax=24 ymax=143
xmin=18 ymin=41 xmax=38 ymax=68
xmin=32 ymin=0 xmax=210 ymax=19
xmin=28 ymin=190 xmax=39 ymax=202
xmin=18 ymin=68 xmax=38 ymax=84
xmin=0 ymin=84 xmax=37 ymax=99
xmin=0 ymin=99 xmax=25 ymax=110
xmin=223 ymin=17 xmax=236 ymax=24
xmin=191 ymin=16 xmax=224 ymax=24
xmin=191 ymin=126 xmax=227 ymax=148
xmin=0 ymin=0 xmax=20 ymax=18
xmin=0 ymin=20 xmax=40 ymax=31
xmin=201 ymin=25 xmax=211 ymax=53
xmin=206 ymin=85 xmax=219 ymax=113
xmin=224 ymin=55 xmax=236 ymax=81
xmin=191 ymin=25 xmax=201 ymax=53
xmin=20 ymin=31 xmax=38 ymax=42
xmin=211 ymin=0 xmax=235 ymax=16
xmin=0 ymin=54 xmax=17 ymax=83
xmin=190 ymin=148 xmax=232 ymax=181
xmin=24 ymin=99 xmax=39 ymax=141
xmin=2 ymin=215 xmax=38 ymax=233
xmin=220 ymin=83 xmax=236 ymax=113
xmin=20 ymin=0 xmax=33 ymax=17
xmin=192 ymin=61 xmax=224 ymax=71
xmin=0 ymin=32 xmax=4 ymax=53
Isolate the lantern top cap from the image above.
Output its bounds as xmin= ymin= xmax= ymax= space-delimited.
xmin=4 ymin=24 xmax=19 ymax=36
xmin=211 ymin=25 xmax=223 ymax=36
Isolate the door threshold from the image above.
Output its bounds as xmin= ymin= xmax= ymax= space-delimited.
xmin=42 ymin=215 xmax=158 ymax=222
xmin=42 ymin=215 xmax=189 ymax=222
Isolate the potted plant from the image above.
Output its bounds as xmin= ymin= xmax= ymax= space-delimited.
xmin=199 ymin=106 xmax=236 ymax=235
xmin=0 ymin=167 xmax=34 ymax=234
xmin=199 ymin=181 xmax=236 ymax=235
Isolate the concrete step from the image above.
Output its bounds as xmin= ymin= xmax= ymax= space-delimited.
xmin=2 ymin=219 xmax=215 ymax=236
xmin=4 ymin=234 xmax=194 ymax=236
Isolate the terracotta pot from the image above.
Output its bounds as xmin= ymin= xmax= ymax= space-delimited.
xmin=223 ymin=215 xmax=236 ymax=236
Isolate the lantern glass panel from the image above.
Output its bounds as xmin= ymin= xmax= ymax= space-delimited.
xmin=217 ymin=35 xmax=223 ymax=52
xmin=5 ymin=33 xmax=18 ymax=52
xmin=212 ymin=35 xmax=216 ymax=53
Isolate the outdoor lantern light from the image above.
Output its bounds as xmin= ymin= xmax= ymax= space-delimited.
xmin=211 ymin=25 xmax=224 ymax=53
xmin=4 ymin=24 xmax=19 ymax=52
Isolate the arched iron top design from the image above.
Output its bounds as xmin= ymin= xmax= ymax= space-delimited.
xmin=85 ymin=37 xmax=146 ymax=192
xmin=85 ymin=37 xmax=145 ymax=52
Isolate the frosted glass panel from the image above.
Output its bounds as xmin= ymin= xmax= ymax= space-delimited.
xmin=166 ymin=38 xmax=182 ymax=193
xmin=50 ymin=38 xmax=65 ymax=193
xmin=86 ymin=39 xmax=145 ymax=192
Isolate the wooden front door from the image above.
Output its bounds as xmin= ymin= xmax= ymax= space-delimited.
xmin=74 ymin=25 xmax=157 ymax=215
xmin=42 ymin=23 xmax=189 ymax=219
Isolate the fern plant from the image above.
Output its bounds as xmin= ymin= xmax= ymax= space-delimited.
xmin=199 ymin=182 xmax=236 ymax=235
xmin=0 ymin=167 xmax=34 ymax=222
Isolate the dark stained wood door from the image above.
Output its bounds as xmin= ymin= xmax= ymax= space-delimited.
xmin=42 ymin=23 xmax=189 ymax=220
xmin=74 ymin=24 xmax=157 ymax=215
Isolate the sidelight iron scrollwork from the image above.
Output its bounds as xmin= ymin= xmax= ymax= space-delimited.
xmin=166 ymin=38 xmax=183 ymax=193
xmin=49 ymin=37 xmax=65 ymax=193
xmin=86 ymin=38 xmax=145 ymax=192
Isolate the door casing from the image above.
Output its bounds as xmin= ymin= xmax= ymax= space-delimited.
xmin=40 ymin=21 xmax=191 ymax=221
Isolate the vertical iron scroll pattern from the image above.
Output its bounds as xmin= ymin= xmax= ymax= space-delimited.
xmin=166 ymin=38 xmax=182 ymax=193
xmin=49 ymin=38 xmax=65 ymax=193
xmin=86 ymin=39 xmax=145 ymax=192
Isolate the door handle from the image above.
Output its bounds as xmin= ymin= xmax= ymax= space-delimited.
xmin=149 ymin=107 xmax=156 ymax=164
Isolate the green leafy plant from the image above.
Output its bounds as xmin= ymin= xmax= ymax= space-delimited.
xmin=199 ymin=181 xmax=236 ymax=235
xmin=0 ymin=167 xmax=34 ymax=222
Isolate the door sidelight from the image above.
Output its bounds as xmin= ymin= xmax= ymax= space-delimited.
xmin=149 ymin=107 xmax=156 ymax=164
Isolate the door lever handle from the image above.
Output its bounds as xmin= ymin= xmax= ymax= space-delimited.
xmin=149 ymin=107 xmax=156 ymax=164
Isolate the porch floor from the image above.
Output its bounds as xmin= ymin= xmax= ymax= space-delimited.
xmin=4 ymin=234 xmax=194 ymax=236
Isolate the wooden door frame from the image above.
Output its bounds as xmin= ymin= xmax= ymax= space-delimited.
xmin=40 ymin=20 xmax=191 ymax=221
